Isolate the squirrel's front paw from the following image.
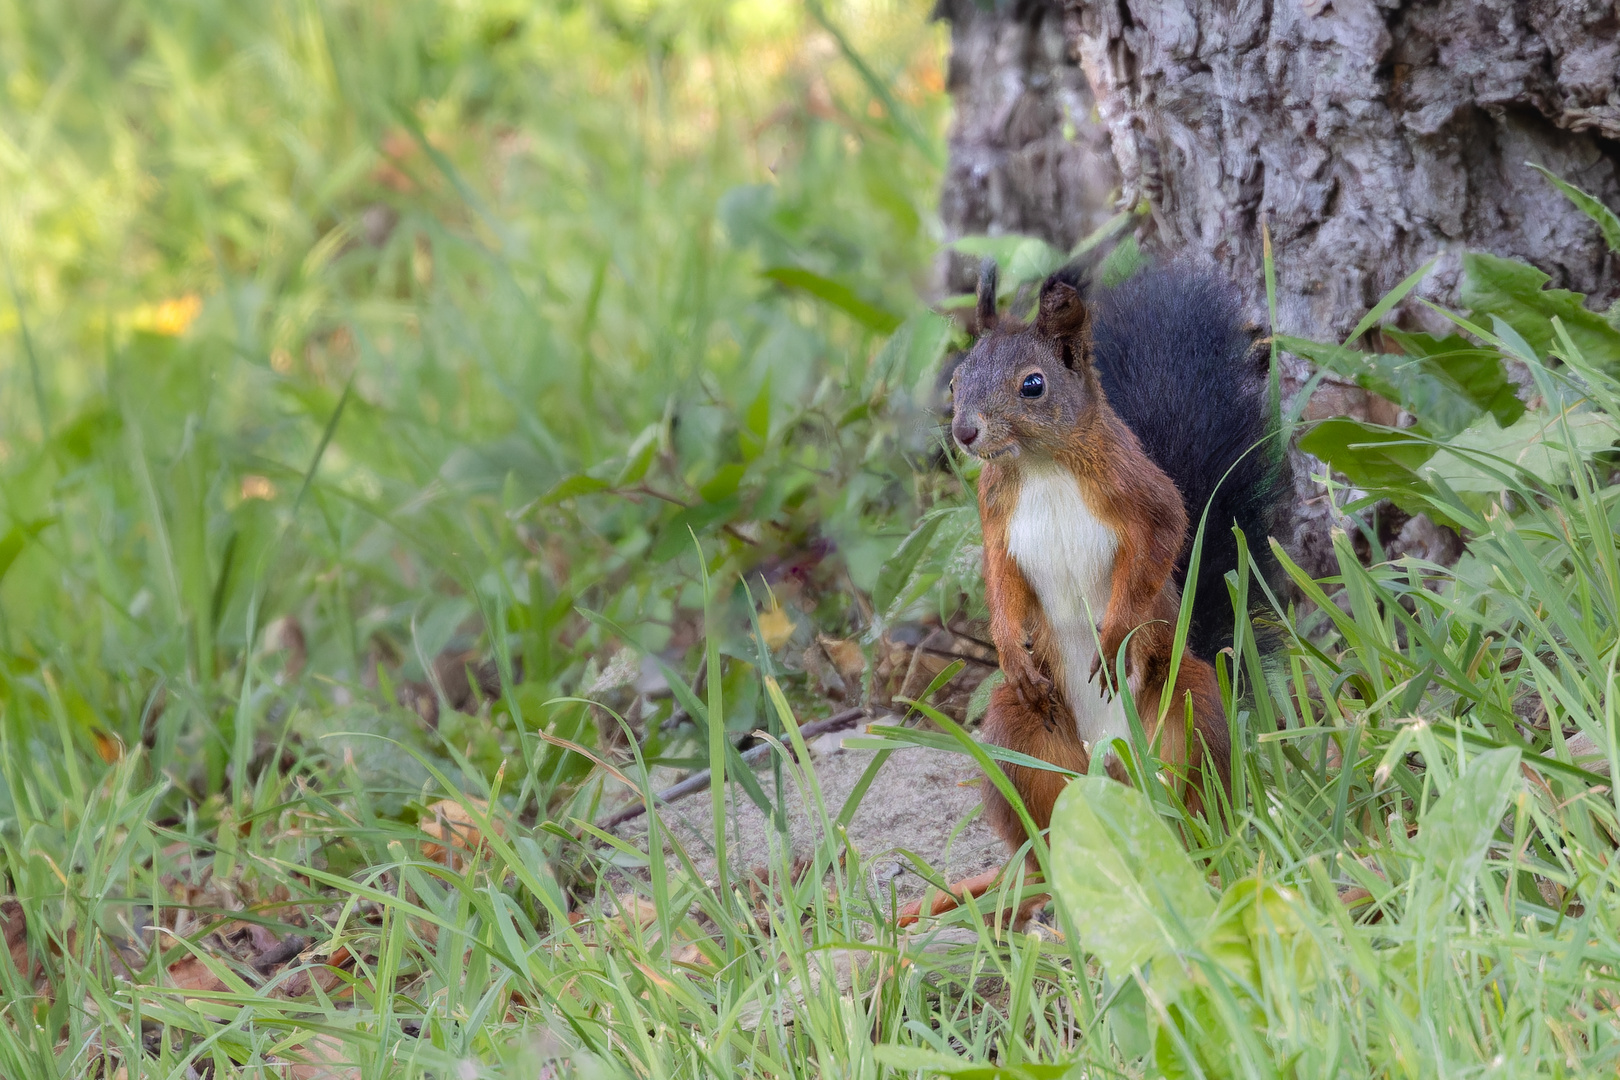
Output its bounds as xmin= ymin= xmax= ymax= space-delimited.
xmin=1014 ymin=673 xmax=1054 ymax=710
xmin=1088 ymin=644 xmax=1133 ymax=698
xmin=1009 ymin=657 xmax=1053 ymax=708
xmin=1087 ymin=652 xmax=1116 ymax=698
xmin=1092 ymin=623 xmax=1136 ymax=686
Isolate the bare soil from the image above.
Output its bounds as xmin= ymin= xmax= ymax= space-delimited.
xmin=611 ymin=730 xmax=1006 ymax=903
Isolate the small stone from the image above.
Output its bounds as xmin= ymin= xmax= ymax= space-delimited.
xmin=810 ymin=732 xmax=846 ymax=756
xmin=634 ymin=656 xmax=671 ymax=697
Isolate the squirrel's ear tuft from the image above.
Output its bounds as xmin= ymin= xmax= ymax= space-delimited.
xmin=1036 ymin=277 xmax=1092 ymax=369
xmin=975 ymin=259 xmax=999 ymax=335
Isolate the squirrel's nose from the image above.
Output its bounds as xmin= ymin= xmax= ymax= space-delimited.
xmin=952 ymin=415 xmax=981 ymax=448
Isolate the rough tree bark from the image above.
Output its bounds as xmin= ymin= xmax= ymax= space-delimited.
xmin=935 ymin=0 xmax=1620 ymax=572
xmin=938 ymin=0 xmax=1122 ymax=282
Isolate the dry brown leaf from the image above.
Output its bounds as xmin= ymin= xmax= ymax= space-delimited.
xmin=1339 ymin=887 xmax=1373 ymax=909
xmin=167 ymin=953 xmax=228 ymax=992
xmin=2 ymin=898 xmax=30 ymax=979
xmin=408 ymin=916 xmax=441 ymax=948
xmin=282 ymin=1034 xmax=360 ymax=1080
xmin=92 ymin=730 xmax=124 ymax=763
xmin=248 ymin=932 xmax=310 ymax=974
xmin=631 ymin=957 xmax=678 ymax=993
xmin=818 ymin=635 xmax=866 ymax=685
xmin=614 ymin=893 xmax=660 ymax=930
xmin=420 ymin=798 xmax=505 ymax=868
xmin=276 ymin=945 xmax=355 ymax=998
xmin=670 ymin=940 xmax=712 ymax=967
xmin=226 ymin=918 xmax=282 ymax=957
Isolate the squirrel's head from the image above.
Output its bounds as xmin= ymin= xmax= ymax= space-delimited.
xmin=948 ymin=262 xmax=1101 ymax=462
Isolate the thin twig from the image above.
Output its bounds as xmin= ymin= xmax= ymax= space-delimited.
xmin=915 ymin=646 xmax=999 ymax=668
xmin=597 ymin=706 xmax=871 ymax=829
xmin=947 ymin=629 xmax=999 ymax=655
xmin=619 ymin=484 xmax=688 ymax=508
xmin=658 ymin=653 xmax=707 ymax=731
xmin=608 ymin=485 xmax=759 ymax=546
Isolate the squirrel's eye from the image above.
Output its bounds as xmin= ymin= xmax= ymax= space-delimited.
xmin=1020 ymin=373 xmax=1045 ymax=398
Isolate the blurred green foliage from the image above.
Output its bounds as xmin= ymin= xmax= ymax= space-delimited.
xmin=9 ymin=3 xmax=1620 ymax=1075
xmin=0 ymin=0 xmax=954 ymax=808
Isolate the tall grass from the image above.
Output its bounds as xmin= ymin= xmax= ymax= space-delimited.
xmin=0 ymin=0 xmax=948 ymax=802
xmin=5 ymin=0 xmax=1620 ymax=1077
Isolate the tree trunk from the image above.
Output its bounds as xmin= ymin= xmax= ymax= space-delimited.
xmin=937 ymin=0 xmax=1123 ymax=293
xmin=936 ymin=0 xmax=1620 ymax=572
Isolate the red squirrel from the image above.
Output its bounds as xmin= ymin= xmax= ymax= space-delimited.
xmin=900 ymin=260 xmax=1281 ymax=924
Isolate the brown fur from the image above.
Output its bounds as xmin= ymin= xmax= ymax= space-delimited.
xmin=978 ymin=681 xmax=1088 ymax=864
xmin=953 ymin=277 xmax=1233 ymax=854
xmin=896 ymin=272 xmax=1248 ymax=928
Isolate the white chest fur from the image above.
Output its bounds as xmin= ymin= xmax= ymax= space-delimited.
xmin=1005 ymin=463 xmax=1130 ymax=745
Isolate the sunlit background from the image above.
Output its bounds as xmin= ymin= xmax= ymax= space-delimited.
xmin=0 ymin=0 xmax=951 ymax=792
xmin=10 ymin=5 xmax=1620 ymax=1076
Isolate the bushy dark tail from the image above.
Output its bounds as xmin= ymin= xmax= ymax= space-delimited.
xmin=1078 ymin=262 xmax=1287 ymax=660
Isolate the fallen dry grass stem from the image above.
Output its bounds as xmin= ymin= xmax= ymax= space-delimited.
xmin=595 ymin=706 xmax=873 ymax=829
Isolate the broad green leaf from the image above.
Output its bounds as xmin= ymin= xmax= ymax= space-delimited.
xmin=1200 ymin=878 xmax=1320 ymax=996
xmin=1461 ymin=252 xmax=1620 ymax=368
xmin=1283 ymin=329 xmax=1527 ymax=436
xmin=761 ymin=266 xmax=902 ymax=333
xmin=1050 ymin=776 xmax=1215 ymax=987
xmin=1421 ymin=409 xmax=1620 ymax=497
xmin=615 ymin=423 xmax=661 ymax=485
xmin=965 ymin=668 xmax=1003 ymax=724
xmin=889 ymin=571 xmax=942 ymax=618
xmin=743 ymin=378 xmax=771 ymax=445
xmin=1097 ymin=233 xmax=1144 ymax=287
xmin=1279 ymin=336 xmax=1481 ymax=437
xmin=872 ymin=510 xmax=945 ymax=618
xmin=1489 ymin=315 xmax=1542 ymax=364
xmin=1152 ymin=991 xmax=1240 ymax=1080
xmin=904 ymin=310 xmax=955 ymax=399
xmin=867 ymin=502 xmax=982 ymax=621
xmin=1420 ymin=746 xmax=1520 ymax=892
xmin=864 ymin=309 xmax=954 ymax=400
xmin=1382 ymin=329 xmax=1526 ymax=426
xmin=1106 ymin=977 xmax=1152 ymax=1061
xmin=542 ymin=473 xmax=612 ymax=504
xmin=0 ymin=530 xmax=28 ymax=593
xmin=48 ymin=399 xmax=120 ymax=463
xmin=1069 ymin=210 xmax=1134 ymax=259
xmin=949 ymin=234 xmax=1067 ymax=289
xmin=1426 ymin=347 xmax=1526 ymax=427
xmin=650 ymin=497 xmax=743 ymax=561
xmin=1381 ymin=329 xmax=1471 ymax=358
xmin=698 ymin=462 xmax=747 ymax=503
xmin=1296 ymin=419 xmax=1436 ymax=503
xmin=0 ymin=517 xmax=55 ymax=586
xmin=1530 ymin=163 xmax=1620 ymax=254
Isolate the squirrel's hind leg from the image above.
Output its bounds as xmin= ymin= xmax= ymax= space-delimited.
xmin=895 ymin=682 xmax=1085 ymax=928
xmin=1140 ymin=654 xmax=1229 ymax=818
xmin=978 ymin=680 xmax=1089 ymax=857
